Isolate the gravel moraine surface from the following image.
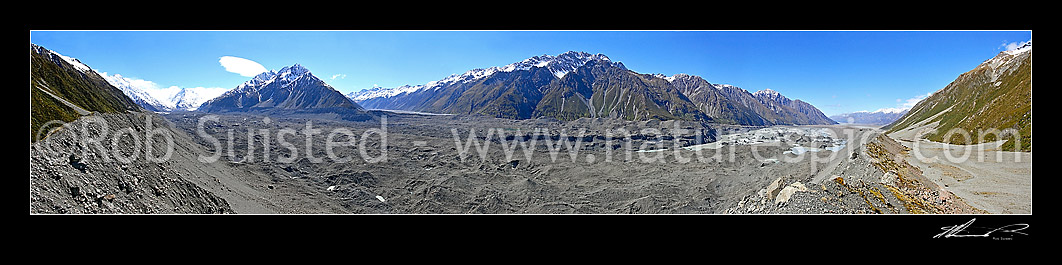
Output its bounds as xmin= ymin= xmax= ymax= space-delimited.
xmin=30 ymin=110 xmax=993 ymax=214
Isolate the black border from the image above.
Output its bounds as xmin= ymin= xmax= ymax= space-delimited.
xmin=24 ymin=3 xmax=1034 ymax=31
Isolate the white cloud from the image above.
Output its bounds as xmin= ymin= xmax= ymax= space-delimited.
xmin=901 ymin=92 xmax=932 ymax=109
xmin=999 ymin=40 xmax=1031 ymax=52
xmin=219 ymin=56 xmax=268 ymax=77
xmin=874 ymin=92 xmax=933 ymax=113
xmin=330 ymin=74 xmax=347 ymax=80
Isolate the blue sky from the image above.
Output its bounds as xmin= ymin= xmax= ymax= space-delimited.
xmin=29 ymin=30 xmax=1031 ymax=116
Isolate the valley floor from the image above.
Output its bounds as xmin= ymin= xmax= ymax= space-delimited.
xmin=887 ymin=132 xmax=1032 ymax=214
xmin=159 ymin=112 xmax=989 ymax=214
xmin=31 ymin=111 xmax=1029 ymax=214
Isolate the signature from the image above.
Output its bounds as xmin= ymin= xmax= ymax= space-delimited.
xmin=934 ymin=218 xmax=1029 ymax=239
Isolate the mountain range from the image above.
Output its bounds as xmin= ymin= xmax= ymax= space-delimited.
xmin=829 ymin=109 xmax=909 ymax=125
xmin=39 ymin=47 xmax=835 ymax=126
xmin=350 ymin=51 xmax=836 ymax=125
xmin=886 ymin=41 xmax=1031 ymax=151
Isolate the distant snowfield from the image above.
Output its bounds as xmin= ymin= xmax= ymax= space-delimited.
xmin=98 ymin=71 xmax=229 ymax=111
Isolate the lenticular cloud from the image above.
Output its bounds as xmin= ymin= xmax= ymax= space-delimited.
xmin=219 ymin=56 xmax=268 ymax=77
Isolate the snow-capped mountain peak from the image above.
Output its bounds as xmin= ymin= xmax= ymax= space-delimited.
xmin=277 ymin=64 xmax=310 ymax=80
xmin=542 ymin=51 xmax=621 ymax=78
xmin=453 ymin=51 xmax=615 ymax=82
xmin=753 ymin=89 xmax=782 ymax=97
xmin=236 ymin=63 xmax=316 ymax=92
xmin=198 ymin=63 xmax=361 ymax=113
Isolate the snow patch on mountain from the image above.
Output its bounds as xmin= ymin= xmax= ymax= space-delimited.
xmin=52 ymin=52 xmax=91 ymax=73
xmin=31 ymin=45 xmax=92 ymax=73
xmin=235 ymin=64 xmax=311 ymax=93
xmin=753 ymin=89 xmax=782 ymax=97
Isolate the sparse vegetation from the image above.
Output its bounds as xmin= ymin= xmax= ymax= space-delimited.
xmin=30 ymin=44 xmax=140 ymax=142
xmin=886 ymin=50 xmax=1031 ymax=152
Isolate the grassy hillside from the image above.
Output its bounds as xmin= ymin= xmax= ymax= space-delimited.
xmin=30 ymin=44 xmax=140 ymax=142
xmin=886 ymin=50 xmax=1031 ymax=151
xmin=30 ymin=82 xmax=80 ymax=142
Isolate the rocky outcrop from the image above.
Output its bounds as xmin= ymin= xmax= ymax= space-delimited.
xmin=30 ymin=112 xmax=232 ymax=214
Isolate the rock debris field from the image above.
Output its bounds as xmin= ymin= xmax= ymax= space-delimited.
xmin=30 ymin=110 xmax=1002 ymax=214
